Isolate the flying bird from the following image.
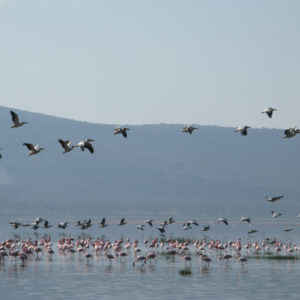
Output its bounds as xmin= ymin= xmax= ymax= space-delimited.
xmin=240 ymin=217 xmax=251 ymax=223
xmin=271 ymin=211 xmax=282 ymax=218
xmin=58 ymin=139 xmax=78 ymax=153
xmin=217 ymin=218 xmax=228 ymax=225
xmin=235 ymin=126 xmax=251 ymax=136
xmin=23 ymin=143 xmax=44 ymax=156
xmin=114 ymin=126 xmax=130 ymax=138
xmin=182 ymin=126 xmax=197 ymax=134
xmin=10 ymin=111 xmax=28 ymax=128
xmin=145 ymin=219 xmax=153 ymax=227
xmin=262 ymin=107 xmax=277 ymax=119
xmin=266 ymin=195 xmax=284 ymax=203
xmin=99 ymin=217 xmax=108 ymax=228
xmin=119 ymin=218 xmax=126 ymax=226
xmin=201 ymin=225 xmax=210 ymax=231
xmin=283 ymin=127 xmax=300 ymax=138
xmin=77 ymin=139 xmax=94 ymax=153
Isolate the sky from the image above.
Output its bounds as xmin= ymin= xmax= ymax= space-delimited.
xmin=0 ymin=0 xmax=299 ymax=128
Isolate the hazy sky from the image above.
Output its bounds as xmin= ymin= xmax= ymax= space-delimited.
xmin=0 ymin=0 xmax=299 ymax=128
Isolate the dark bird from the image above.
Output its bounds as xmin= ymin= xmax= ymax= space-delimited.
xmin=23 ymin=143 xmax=45 ymax=156
xmin=100 ymin=217 xmax=108 ymax=228
xmin=283 ymin=127 xmax=300 ymax=138
xmin=10 ymin=111 xmax=28 ymax=128
xmin=119 ymin=218 xmax=126 ymax=226
xmin=57 ymin=222 xmax=68 ymax=229
xmin=201 ymin=225 xmax=210 ymax=231
xmin=262 ymin=107 xmax=277 ymax=119
xmin=182 ymin=126 xmax=197 ymax=134
xmin=145 ymin=219 xmax=153 ymax=227
xmin=43 ymin=220 xmax=52 ymax=228
xmin=114 ymin=126 xmax=130 ymax=138
xmin=58 ymin=139 xmax=78 ymax=153
xmin=266 ymin=195 xmax=284 ymax=203
xmin=77 ymin=139 xmax=94 ymax=153
xmin=157 ymin=226 xmax=165 ymax=234
xmin=248 ymin=229 xmax=258 ymax=234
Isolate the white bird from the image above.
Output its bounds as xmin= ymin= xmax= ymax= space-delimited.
xmin=23 ymin=143 xmax=45 ymax=156
xmin=266 ymin=195 xmax=284 ymax=203
xmin=262 ymin=107 xmax=277 ymax=119
xmin=77 ymin=139 xmax=94 ymax=153
xmin=235 ymin=126 xmax=251 ymax=136
xmin=114 ymin=126 xmax=130 ymax=138
xmin=240 ymin=217 xmax=251 ymax=223
xmin=182 ymin=126 xmax=197 ymax=134
xmin=58 ymin=139 xmax=78 ymax=153
xmin=217 ymin=218 xmax=228 ymax=225
xmin=10 ymin=111 xmax=28 ymax=128
xmin=271 ymin=211 xmax=282 ymax=218
xmin=283 ymin=127 xmax=300 ymax=138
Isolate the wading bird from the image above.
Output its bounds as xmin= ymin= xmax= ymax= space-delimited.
xmin=10 ymin=111 xmax=28 ymax=128
xmin=23 ymin=143 xmax=44 ymax=156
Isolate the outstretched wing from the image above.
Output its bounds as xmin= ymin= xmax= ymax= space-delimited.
xmin=23 ymin=143 xmax=34 ymax=151
xmin=10 ymin=111 xmax=20 ymax=124
xmin=84 ymin=142 xmax=94 ymax=153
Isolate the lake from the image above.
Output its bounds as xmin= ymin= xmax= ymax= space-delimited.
xmin=0 ymin=215 xmax=300 ymax=300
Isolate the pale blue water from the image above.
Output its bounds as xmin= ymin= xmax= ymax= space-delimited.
xmin=0 ymin=215 xmax=300 ymax=299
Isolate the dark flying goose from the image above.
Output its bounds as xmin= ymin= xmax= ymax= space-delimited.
xmin=182 ymin=126 xmax=197 ymax=134
xmin=10 ymin=111 xmax=28 ymax=128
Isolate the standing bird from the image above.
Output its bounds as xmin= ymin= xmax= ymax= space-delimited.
xmin=235 ymin=126 xmax=251 ymax=136
xmin=58 ymin=139 xmax=78 ymax=153
xmin=23 ymin=143 xmax=44 ymax=156
xmin=262 ymin=107 xmax=277 ymax=119
xmin=114 ymin=126 xmax=130 ymax=138
xmin=266 ymin=195 xmax=284 ymax=203
xmin=10 ymin=111 xmax=28 ymax=128
xmin=77 ymin=139 xmax=94 ymax=153
xmin=182 ymin=126 xmax=197 ymax=134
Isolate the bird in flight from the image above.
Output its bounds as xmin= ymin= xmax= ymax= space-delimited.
xmin=23 ymin=143 xmax=44 ymax=156
xmin=58 ymin=139 xmax=78 ymax=153
xmin=266 ymin=195 xmax=284 ymax=203
xmin=182 ymin=126 xmax=197 ymax=134
xmin=10 ymin=111 xmax=28 ymax=128
xmin=235 ymin=126 xmax=251 ymax=136
xmin=114 ymin=126 xmax=130 ymax=138
xmin=77 ymin=139 xmax=94 ymax=153
xmin=262 ymin=107 xmax=277 ymax=119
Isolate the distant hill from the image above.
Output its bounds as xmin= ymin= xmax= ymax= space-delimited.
xmin=0 ymin=106 xmax=299 ymax=218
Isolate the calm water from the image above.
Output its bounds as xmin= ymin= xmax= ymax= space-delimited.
xmin=1 ymin=215 xmax=300 ymax=300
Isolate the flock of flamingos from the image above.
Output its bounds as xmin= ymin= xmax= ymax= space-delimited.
xmin=1 ymin=107 xmax=300 ymax=272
